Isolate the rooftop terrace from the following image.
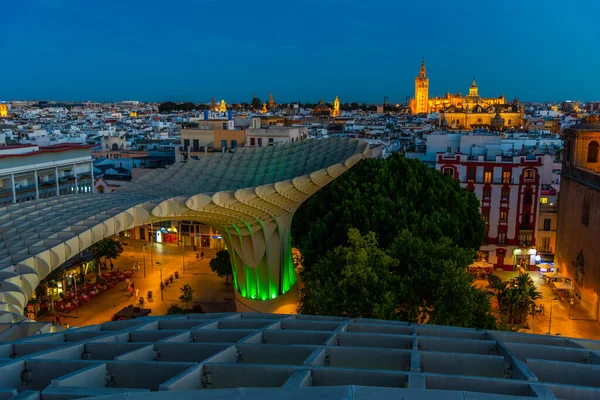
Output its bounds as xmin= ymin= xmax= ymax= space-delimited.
xmin=1 ymin=313 xmax=600 ymax=399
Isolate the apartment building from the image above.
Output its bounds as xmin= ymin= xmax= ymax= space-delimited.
xmin=0 ymin=144 xmax=94 ymax=206
xmin=427 ymin=133 xmax=560 ymax=270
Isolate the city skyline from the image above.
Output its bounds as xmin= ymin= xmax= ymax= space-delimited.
xmin=2 ymin=1 xmax=600 ymax=103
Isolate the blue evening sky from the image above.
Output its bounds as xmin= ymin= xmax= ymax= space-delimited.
xmin=1 ymin=0 xmax=599 ymax=103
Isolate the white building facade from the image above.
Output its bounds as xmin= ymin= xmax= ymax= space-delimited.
xmin=0 ymin=144 xmax=94 ymax=206
xmin=245 ymin=126 xmax=308 ymax=147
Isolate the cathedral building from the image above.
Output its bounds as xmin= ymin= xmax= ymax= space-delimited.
xmin=438 ymin=78 xmax=523 ymax=131
xmin=0 ymin=103 xmax=7 ymax=118
xmin=409 ymin=60 xmax=519 ymax=131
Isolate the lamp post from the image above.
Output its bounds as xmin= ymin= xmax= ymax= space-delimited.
xmin=142 ymin=244 xmax=148 ymax=279
xmin=547 ymin=297 xmax=560 ymax=335
xmin=68 ymin=273 xmax=79 ymax=318
xmin=568 ymin=298 xmax=575 ymax=319
xmin=150 ymin=222 xmax=154 ymax=271
xmin=180 ymin=238 xmax=185 ymax=275
xmin=156 ymin=262 xmax=163 ymax=300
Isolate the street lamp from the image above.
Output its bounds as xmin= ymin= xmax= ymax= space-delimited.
xmin=156 ymin=262 xmax=163 ymax=300
xmin=180 ymin=238 xmax=185 ymax=275
xmin=142 ymin=244 xmax=148 ymax=279
xmin=67 ymin=273 xmax=79 ymax=318
xmin=547 ymin=297 xmax=560 ymax=335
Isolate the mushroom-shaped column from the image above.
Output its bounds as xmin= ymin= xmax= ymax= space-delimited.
xmin=186 ymin=154 xmax=365 ymax=313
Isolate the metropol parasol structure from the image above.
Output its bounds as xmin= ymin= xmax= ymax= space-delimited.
xmin=0 ymin=138 xmax=368 ymax=321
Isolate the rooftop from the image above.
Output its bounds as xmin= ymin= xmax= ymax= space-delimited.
xmin=0 ymin=144 xmax=93 ymax=159
xmin=1 ymin=313 xmax=600 ymax=399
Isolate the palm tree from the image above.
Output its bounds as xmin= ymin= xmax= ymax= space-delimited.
xmin=487 ymin=275 xmax=507 ymax=300
xmin=488 ymin=273 xmax=542 ymax=326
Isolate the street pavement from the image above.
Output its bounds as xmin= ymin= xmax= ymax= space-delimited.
xmin=44 ymin=239 xmax=235 ymax=327
xmin=476 ymin=270 xmax=600 ymax=340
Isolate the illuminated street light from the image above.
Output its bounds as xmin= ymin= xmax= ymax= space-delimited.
xmin=142 ymin=244 xmax=148 ymax=279
xmin=180 ymin=239 xmax=185 ymax=275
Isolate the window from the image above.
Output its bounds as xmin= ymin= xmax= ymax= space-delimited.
xmin=588 ymin=141 xmax=599 ymax=163
xmin=541 ymin=237 xmax=550 ymax=253
xmin=183 ymin=139 xmax=190 ymax=148
xmin=566 ymin=139 xmax=572 ymax=163
xmin=501 ymin=190 xmax=509 ymax=201
xmin=497 ymin=232 xmax=507 ymax=245
xmin=507 ymin=119 xmax=512 ymax=125
xmin=540 ymin=197 xmax=548 ymax=204
xmin=519 ymin=229 xmax=533 ymax=246
xmin=443 ymin=168 xmax=454 ymax=178
xmin=192 ymin=139 xmax=199 ymax=149
xmin=258 ymin=138 xmax=263 ymax=146
xmin=484 ymin=171 xmax=492 ymax=183
xmin=582 ymin=200 xmax=590 ymax=227
xmin=522 ymin=212 xmax=530 ymax=225
xmin=543 ymin=218 xmax=551 ymax=231
xmin=502 ymin=171 xmax=511 ymax=184
xmin=222 ymin=123 xmax=227 ymax=130
xmin=524 ymin=170 xmax=535 ymax=180
xmin=467 ymin=166 xmax=476 ymax=182
xmin=250 ymin=138 xmax=255 ymax=146
xmin=523 ymin=190 xmax=532 ymax=205
xmin=481 ymin=208 xmax=490 ymax=221
xmin=231 ymin=140 xmax=237 ymax=149
xmin=500 ymin=210 xmax=508 ymax=221
xmin=220 ymin=140 xmax=227 ymax=149
xmin=483 ymin=189 xmax=491 ymax=200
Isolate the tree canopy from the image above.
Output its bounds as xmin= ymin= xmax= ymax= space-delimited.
xmin=299 ymin=229 xmax=399 ymax=320
xmin=179 ymin=284 xmax=195 ymax=309
xmin=292 ymin=154 xmax=493 ymax=329
xmin=250 ymin=97 xmax=262 ymax=110
xmin=292 ymin=154 xmax=485 ymax=267
xmin=158 ymin=102 xmax=198 ymax=113
xmin=90 ymin=238 xmax=124 ymax=277
xmin=90 ymin=238 xmax=123 ymax=264
xmin=298 ymin=229 xmax=496 ymax=329
xmin=487 ymin=274 xmax=542 ymax=326
xmin=209 ymin=250 xmax=233 ymax=285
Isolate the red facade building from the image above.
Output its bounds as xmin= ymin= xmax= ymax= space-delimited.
xmin=437 ymin=152 xmax=547 ymax=270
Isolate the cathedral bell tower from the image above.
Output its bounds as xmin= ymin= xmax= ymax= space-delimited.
xmin=268 ymin=92 xmax=276 ymax=109
xmin=411 ymin=58 xmax=429 ymax=114
xmin=333 ymin=96 xmax=340 ymax=117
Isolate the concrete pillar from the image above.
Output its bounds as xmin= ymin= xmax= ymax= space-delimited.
xmin=10 ymin=174 xmax=16 ymax=204
xmin=34 ymin=170 xmax=39 ymax=200
xmin=73 ymin=163 xmax=78 ymax=194
xmin=55 ymin=166 xmax=60 ymax=196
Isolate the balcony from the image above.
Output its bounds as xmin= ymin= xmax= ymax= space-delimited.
xmin=464 ymin=177 xmax=519 ymax=184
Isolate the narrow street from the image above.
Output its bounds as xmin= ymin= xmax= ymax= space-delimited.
xmin=42 ymin=239 xmax=235 ymax=327
xmin=476 ymin=270 xmax=600 ymax=340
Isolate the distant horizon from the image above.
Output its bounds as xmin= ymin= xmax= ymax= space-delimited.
xmin=3 ymin=1 xmax=600 ymax=102
xmin=2 ymin=95 xmax=594 ymax=105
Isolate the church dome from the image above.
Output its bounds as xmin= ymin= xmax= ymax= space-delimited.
xmin=312 ymin=100 xmax=332 ymax=116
